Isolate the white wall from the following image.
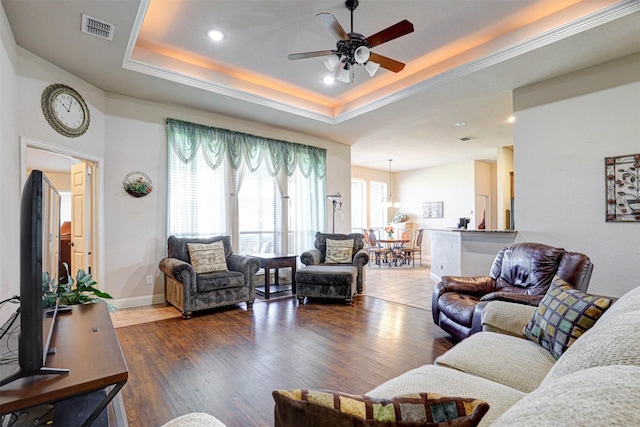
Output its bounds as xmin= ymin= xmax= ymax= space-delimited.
xmin=497 ymin=146 xmax=514 ymax=229
xmin=474 ymin=160 xmax=493 ymax=229
xmin=513 ymin=53 xmax=640 ymax=297
xmin=0 ymin=5 xmax=19 ymax=324
xmin=394 ymin=161 xmax=476 ymax=261
xmin=0 ymin=18 xmax=352 ymax=316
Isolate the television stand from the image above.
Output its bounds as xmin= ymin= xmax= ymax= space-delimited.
xmin=0 ymin=302 xmax=128 ymax=426
xmin=0 ymin=366 xmax=69 ymax=388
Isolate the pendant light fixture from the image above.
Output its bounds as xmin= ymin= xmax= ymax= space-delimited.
xmin=385 ymin=159 xmax=401 ymax=208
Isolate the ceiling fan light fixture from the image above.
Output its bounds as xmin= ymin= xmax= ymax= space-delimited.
xmin=207 ymin=30 xmax=224 ymax=42
xmin=322 ymin=75 xmax=335 ymax=85
xmin=354 ymin=46 xmax=370 ymax=64
xmin=336 ymin=64 xmax=351 ymax=83
xmin=323 ymin=54 xmax=340 ymax=72
xmin=365 ymin=61 xmax=380 ymax=77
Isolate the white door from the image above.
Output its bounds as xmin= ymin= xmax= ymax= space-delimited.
xmin=71 ymin=162 xmax=93 ymax=275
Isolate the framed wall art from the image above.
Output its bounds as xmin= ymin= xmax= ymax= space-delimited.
xmin=423 ymin=201 xmax=443 ymax=219
xmin=605 ymin=153 xmax=640 ymax=222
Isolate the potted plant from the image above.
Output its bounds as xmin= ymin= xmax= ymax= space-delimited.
xmin=43 ymin=263 xmax=113 ymax=309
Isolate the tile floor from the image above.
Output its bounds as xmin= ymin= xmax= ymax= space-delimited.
xmin=110 ymin=259 xmax=435 ymax=328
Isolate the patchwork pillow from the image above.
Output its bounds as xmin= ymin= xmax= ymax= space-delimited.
xmin=523 ymin=275 xmax=612 ymax=359
xmin=326 ymin=239 xmax=354 ymax=264
xmin=187 ymin=241 xmax=228 ymax=273
xmin=272 ymin=389 xmax=489 ymax=427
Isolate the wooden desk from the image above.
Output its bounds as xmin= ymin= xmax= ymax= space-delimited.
xmin=246 ymin=253 xmax=297 ymax=299
xmin=0 ymin=302 xmax=128 ymax=426
xmin=378 ymin=239 xmax=410 ymax=266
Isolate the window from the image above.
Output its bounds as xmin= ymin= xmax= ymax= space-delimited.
xmin=166 ymin=119 xmax=326 ymax=254
xmin=370 ymin=181 xmax=388 ymax=231
xmin=351 ymin=179 xmax=366 ymax=234
xmin=237 ymin=162 xmax=279 ymax=254
xmin=168 ymin=153 xmax=227 ymax=237
xmin=59 ymin=191 xmax=72 ymax=224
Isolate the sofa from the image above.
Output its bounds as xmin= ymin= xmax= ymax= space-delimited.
xmin=432 ymin=242 xmax=593 ymax=341
xmin=361 ymin=282 xmax=640 ymax=425
xmin=159 ymin=235 xmax=260 ymax=318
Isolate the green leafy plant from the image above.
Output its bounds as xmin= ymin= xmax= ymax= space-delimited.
xmin=42 ymin=263 xmax=112 ymax=309
xmin=124 ymin=175 xmax=153 ymax=197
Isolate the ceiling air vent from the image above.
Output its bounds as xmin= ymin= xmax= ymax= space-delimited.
xmin=457 ymin=136 xmax=474 ymax=142
xmin=81 ymin=14 xmax=115 ymax=41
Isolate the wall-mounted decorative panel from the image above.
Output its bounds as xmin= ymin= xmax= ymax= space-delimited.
xmin=606 ymin=153 xmax=640 ymax=222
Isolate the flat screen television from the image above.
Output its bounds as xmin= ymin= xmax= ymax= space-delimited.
xmin=0 ymin=170 xmax=68 ymax=387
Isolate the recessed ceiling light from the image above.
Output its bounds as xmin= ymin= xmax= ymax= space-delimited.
xmin=323 ymin=75 xmax=335 ymax=85
xmin=507 ymin=116 xmax=515 ymax=123
xmin=453 ymin=121 xmax=466 ymax=127
xmin=207 ymin=30 xmax=224 ymax=42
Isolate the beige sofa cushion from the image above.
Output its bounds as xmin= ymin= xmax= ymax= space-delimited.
xmin=161 ymin=413 xmax=226 ymax=427
xmin=542 ymin=310 xmax=640 ymax=386
xmin=494 ymin=365 xmax=640 ymax=426
xmin=481 ymin=301 xmax=537 ymax=337
xmin=435 ymin=332 xmax=555 ymax=393
xmin=366 ymin=364 xmax=526 ymax=426
xmin=597 ymin=285 xmax=640 ymax=323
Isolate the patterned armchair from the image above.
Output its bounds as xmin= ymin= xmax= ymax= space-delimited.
xmin=159 ymin=235 xmax=260 ymax=318
xmin=299 ymin=232 xmax=370 ymax=294
xmin=296 ymin=232 xmax=369 ymax=304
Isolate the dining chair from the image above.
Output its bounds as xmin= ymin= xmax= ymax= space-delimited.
xmin=398 ymin=228 xmax=414 ymax=265
xmin=367 ymin=229 xmax=389 ymax=267
xmin=403 ymin=228 xmax=424 ymax=267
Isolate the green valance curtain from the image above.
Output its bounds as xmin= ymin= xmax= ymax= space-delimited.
xmin=166 ymin=118 xmax=326 ymax=178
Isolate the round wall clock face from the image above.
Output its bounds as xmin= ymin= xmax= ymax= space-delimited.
xmin=41 ymin=84 xmax=90 ymax=137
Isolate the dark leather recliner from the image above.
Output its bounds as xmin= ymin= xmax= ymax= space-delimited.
xmin=432 ymin=242 xmax=593 ymax=341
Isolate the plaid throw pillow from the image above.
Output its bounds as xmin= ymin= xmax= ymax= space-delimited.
xmin=187 ymin=241 xmax=228 ymax=273
xmin=273 ymin=389 xmax=489 ymax=427
xmin=523 ymin=275 xmax=612 ymax=359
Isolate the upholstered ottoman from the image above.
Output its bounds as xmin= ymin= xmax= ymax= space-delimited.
xmin=296 ymin=265 xmax=358 ymax=305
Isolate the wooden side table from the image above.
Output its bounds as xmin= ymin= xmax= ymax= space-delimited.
xmin=246 ymin=253 xmax=297 ymax=299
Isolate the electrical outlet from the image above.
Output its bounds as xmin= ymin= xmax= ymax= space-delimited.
xmin=146 ymin=275 xmax=154 ymax=285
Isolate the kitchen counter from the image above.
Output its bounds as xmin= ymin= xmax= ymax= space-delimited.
xmin=429 ymin=229 xmax=518 ymax=282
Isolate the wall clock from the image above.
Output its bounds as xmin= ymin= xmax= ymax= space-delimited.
xmin=41 ymin=83 xmax=90 ymax=138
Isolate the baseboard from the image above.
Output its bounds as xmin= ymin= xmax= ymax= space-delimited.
xmin=109 ymin=293 xmax=165 ymax=310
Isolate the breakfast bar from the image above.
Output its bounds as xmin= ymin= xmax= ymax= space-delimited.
xmin=429 ymin=229 xmax=518 ymax=282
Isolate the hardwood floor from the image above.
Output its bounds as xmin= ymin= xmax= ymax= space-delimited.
xmin=115 ymin=264 xmax=454 ymax=426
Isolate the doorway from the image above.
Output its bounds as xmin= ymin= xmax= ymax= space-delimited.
xmin=21 ymin=137 xmax=102 ymax=282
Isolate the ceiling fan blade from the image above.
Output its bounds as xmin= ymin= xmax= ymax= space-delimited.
xmin=366 ymin=20 xmax=414 ymax=48
xmin=316 ymin=12 xmax=349 ymax=40
xmin=369 ymin=52 xmax=405 ymax=73
xmin=288 ymin=50 xmax=335 ymax=60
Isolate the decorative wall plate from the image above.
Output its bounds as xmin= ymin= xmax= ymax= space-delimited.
xmin=123 ymin=171 xmax=153 ymax=197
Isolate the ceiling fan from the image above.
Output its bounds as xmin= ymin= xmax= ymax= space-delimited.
xmin=288 ymin=0 xmax=414 ymax=83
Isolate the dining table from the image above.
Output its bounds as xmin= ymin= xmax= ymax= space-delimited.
xmin=378 ymin=239 xmax=410 ymax=266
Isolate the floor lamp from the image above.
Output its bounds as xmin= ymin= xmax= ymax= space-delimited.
xmin=327 ymin=192 xmax=342 ymax=233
